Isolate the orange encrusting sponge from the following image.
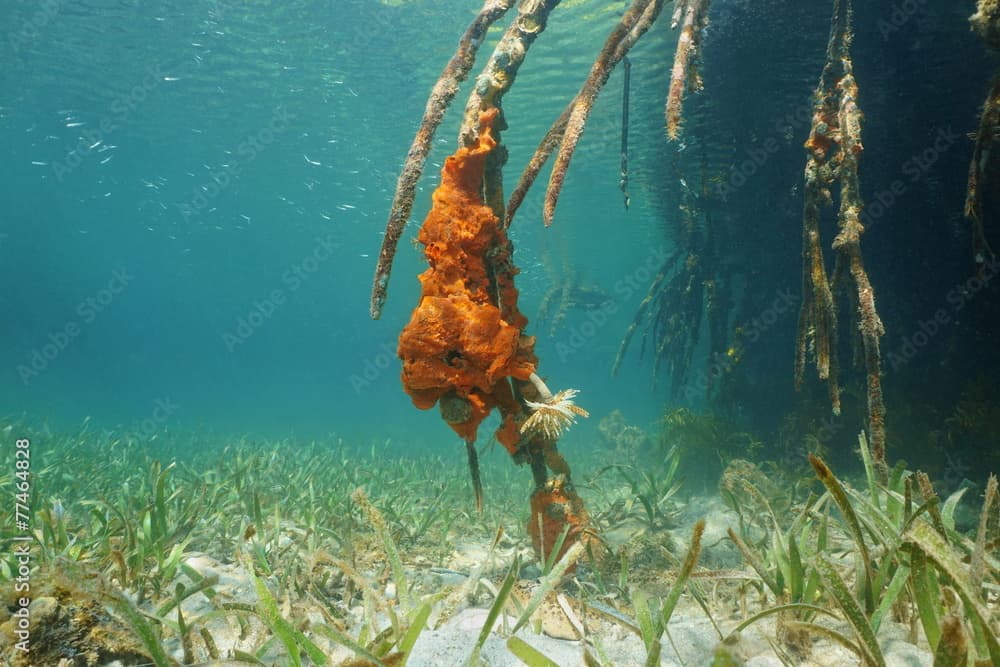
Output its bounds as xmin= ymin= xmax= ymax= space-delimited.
xmin=397 ymin=109 xmax=536 ymax=452
xmin=529 ymin=477 xmax=591 ymax=568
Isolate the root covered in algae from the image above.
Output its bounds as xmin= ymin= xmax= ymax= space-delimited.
xmin=0 ymin=562 xmax=153 ymax=666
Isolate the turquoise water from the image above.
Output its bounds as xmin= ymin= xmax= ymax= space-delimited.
xmin=4 ymin=4 xmax=1000 ymax=664
xmin=2 ymin=0 xmax=997 ymax=476
xmin=2 ymin=0 xmax=676 ymax=451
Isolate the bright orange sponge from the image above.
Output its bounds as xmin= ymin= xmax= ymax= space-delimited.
xmin=397 ymin=109 xmax=536 ymax=451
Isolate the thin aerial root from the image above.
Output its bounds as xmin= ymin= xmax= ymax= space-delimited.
xmin=796 ymin=0 xmax=845 ymax=414
xmin=369 ymin=0 xmax=515 ymax=320
xmin=849 ymin=251 xmax=886 ymax=472
xmin=965 ymin=74 xmax=1000 ymax=271
xmin=542 ymin=0 xmax=664 ymax=226
xmin=505 ymin=105 xmax=571 ymax=227
xmin=620 ymin=56 xmax=632 ymax=210
xmin=831 ymin=2 xmax=886 ymax=472
xmin=968 ymin=3 xmax=1000 ymax=268
xmin=795 ymin=0 xmax=885 ymax=472
xmin=612 ymin=251 xmax=677 ymax=376
xmin=465 ymin=440 xmax=484 ymax=513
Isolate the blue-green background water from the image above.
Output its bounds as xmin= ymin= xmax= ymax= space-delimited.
xmin=1 ymin=0 xmax=680 ymax=450
xmin=2 ymin=0 xmax=997 ymax=472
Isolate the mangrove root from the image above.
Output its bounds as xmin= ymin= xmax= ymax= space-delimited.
xmin=370 ymin=0 xmax=515 ymax=320
xmin=794 ymin=0 xmax=887 ymax=475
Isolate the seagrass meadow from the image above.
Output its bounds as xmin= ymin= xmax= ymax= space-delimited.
xmin=2 ymin=0 xmax=1000 ymax=665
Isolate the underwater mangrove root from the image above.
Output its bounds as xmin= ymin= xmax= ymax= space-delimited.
xmin=612 ymin=250 xmax=706 ymax=393
xmin=540 ymin=0 xmax=665 ymax=226
xmin=621 ymin=56 xmax=632 ymax=210
xmin=374 ymin=0 xmax=712 ymax=236
xmin=964 ymin=74 xmax=1000 ymax=270
xmin=397 ymin=109 xmax=536 ymax=453
xmin=459 ymin=0 xmax=562 ymax=150
xmin=370 ymin=0 xmax=515 ymax=320
xmin=506 ymin=0 xmax=666 ymax=226
xmin=612 ymin=250 xmax=679 ymax=378
xmin=528 ymin=474 xmax=592 ymax=565
xmin=971 ymin=0 xmax=1000 ymax=51
xmin=534 ymin=0 xmax=664 ymax=224
xmin=382 ymin=0 xmax=657 ymax=557
xmin=463 ymin=0 xmax=565 ymax=224
xmin=466 ymin=439 xmax=485 ymax=513
xmin=612 ymin=161 xmax=715 ymax=394
xmin=666 ymin=0 xmax=711 ymax=140
xmin=795 ymin=0 xmax=844 ymax=414
xmin=649 ymin=253 xmax=707 ymax=394
xmin=395 ymin=107 xmax=589 ymax=534
xmin=794 ymin=0 xmax=887 ymax=474
xmin=964 ymin=0 xmax=1000 ymax=272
